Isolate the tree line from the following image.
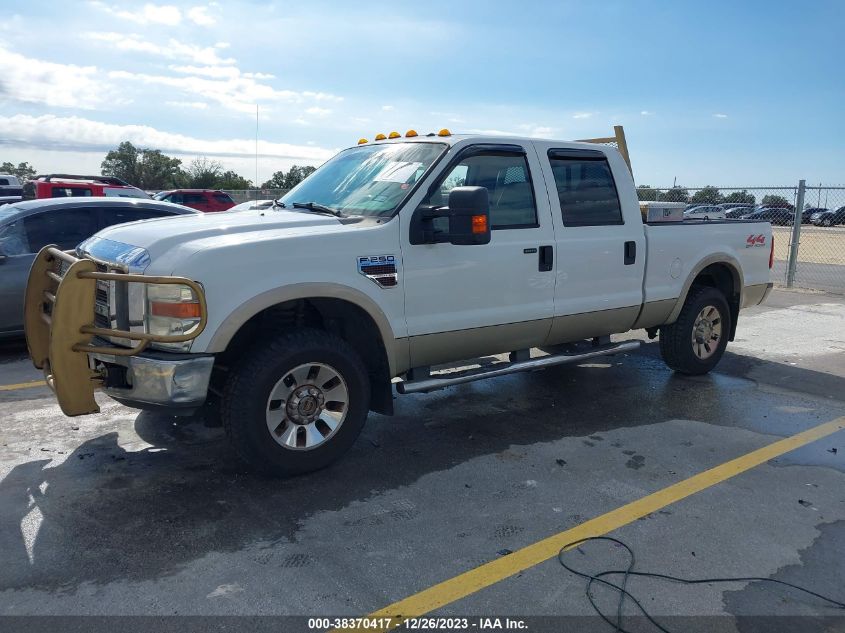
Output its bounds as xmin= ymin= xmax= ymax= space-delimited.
xmin=637 ymin=185 xmax=791 ymax=208
xmin=2 ymin=143 xmax=319 ymax=192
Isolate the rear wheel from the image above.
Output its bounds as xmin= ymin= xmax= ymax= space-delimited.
xmin=659 ymin=286 xmax=731 ymax=375
xmin=824 ymin=217 xmax=833 ymax=227
xmin=221 ymin=328 xmax=370 ymax=476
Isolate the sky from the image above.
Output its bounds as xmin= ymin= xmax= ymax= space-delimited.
xmin=0 ymin=0 xmax=843 ymax=187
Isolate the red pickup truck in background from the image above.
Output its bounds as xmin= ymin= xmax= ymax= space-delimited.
xmin=152 ymin=189 xmax=235 ymax=212
xmin=22 ymin=174 xmax=149 ymax=200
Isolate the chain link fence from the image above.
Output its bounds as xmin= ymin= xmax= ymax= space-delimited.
xmin=636 ymin=184 xmax=845 ymax=294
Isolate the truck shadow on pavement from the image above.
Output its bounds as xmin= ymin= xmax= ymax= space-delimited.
xmin=0 ymin=343 xmax=843 ymax=592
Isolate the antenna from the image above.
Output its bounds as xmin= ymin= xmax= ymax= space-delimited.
xmin=255 ymin=104 xmax=259 ymax=200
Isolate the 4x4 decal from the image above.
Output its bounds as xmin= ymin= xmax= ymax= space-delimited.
xmin=746 ymin=234 xmax=766 ymax=247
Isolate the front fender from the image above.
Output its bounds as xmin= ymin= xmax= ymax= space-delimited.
xmin=203 ymin=282 xmax=405 ymax=376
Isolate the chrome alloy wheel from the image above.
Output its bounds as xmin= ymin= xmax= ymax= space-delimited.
xmin=691 ymin=305 xmax=722 ymax=360
xmin=265 ymin=363 xmax=349 ymax=451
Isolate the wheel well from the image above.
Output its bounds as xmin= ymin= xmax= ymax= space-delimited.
xmin=690 ymin=263 xmax=740 ymax=341
xmin=216 ymin=298 xmax=393 ymax=415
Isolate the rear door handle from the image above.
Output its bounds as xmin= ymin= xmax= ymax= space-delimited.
xmin=624 ymin=241 xmax=636 ymax=265
xmin=539 ymin=245 xmax=553 ymax=272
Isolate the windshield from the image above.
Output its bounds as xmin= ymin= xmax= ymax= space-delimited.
xmin=279 ymin=142 xmax=447 ymax=217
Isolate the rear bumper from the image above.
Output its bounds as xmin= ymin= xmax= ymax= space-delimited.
xmin=92 ymin=351 xmax=214 ymax=410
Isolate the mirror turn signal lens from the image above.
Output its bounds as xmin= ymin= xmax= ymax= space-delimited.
xmin=151 ymin=302 xmax=202 ymax=319
xmin=471 ymin=214 xmax=488 ymax=234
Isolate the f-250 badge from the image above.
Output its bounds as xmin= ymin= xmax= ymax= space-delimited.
xmin=358 ymin=255 xmax=398 ymax=288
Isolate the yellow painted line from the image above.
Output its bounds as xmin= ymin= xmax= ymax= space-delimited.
xmin=356 ymin=416 xmax=845 ymax=631
xmin=0 ymin=380 xmax=47 ymax=392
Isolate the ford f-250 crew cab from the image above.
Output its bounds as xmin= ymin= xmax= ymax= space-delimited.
xmin=25 ymin=130 xmax=773 ymax=475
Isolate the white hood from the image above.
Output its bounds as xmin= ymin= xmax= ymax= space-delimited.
xmin=86 ymin=208 xmax=341 ymax=264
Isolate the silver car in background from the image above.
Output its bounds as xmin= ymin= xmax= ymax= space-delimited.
xmin=0 ymin=197 xmax=197 ymax=338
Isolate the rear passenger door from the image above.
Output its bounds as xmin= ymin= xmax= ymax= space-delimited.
xmin=539 ymin=148 xmax=646 ymax=342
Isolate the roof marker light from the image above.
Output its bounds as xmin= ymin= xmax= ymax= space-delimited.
xmin=405 ymin=129 xmax=418 ymax=137
xmin=388 ymin=131 xmax=401 ymax=139
xmin=375 ymin=133 xmax=387 ymax=141
xmin=437 ymin=128 xmax=451 ymax=137
xmin=358 ymin=138 xmax=368 ymax=145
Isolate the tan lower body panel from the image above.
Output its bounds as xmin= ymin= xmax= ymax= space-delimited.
xmin=545 ymin=305 xmax=641 ymax=346
xmin=631 ymin=298 xmax=676 ymax=330
xmin=742 ymin=283 xmax=773 ymax=308
xmin=408 ymin=319 xmax=551 ymax=368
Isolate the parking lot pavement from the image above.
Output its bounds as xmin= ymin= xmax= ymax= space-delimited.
xmin=0 ymin=289 xmax=843 ymax=627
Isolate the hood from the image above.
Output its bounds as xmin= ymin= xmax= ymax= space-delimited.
xmin=85 ymin=208 xmax=341 ymax=264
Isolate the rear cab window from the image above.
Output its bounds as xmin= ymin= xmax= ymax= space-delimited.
xmin=51 ymin=186 xmax=93 ymax=198
xmin=547 ymin=150 xmax=623 ymax=226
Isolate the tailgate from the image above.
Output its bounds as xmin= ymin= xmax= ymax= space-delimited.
xmin=24 ymin=246 xmax=208 ymax=416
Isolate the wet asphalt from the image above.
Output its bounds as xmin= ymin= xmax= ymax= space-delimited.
xmin=0 ymin=288 xmax=843 ymax=628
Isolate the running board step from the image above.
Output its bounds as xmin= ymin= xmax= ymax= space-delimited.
xmin=396 ymin=340 xmax=642 ymax=395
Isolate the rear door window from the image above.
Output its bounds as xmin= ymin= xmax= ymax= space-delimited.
xmin=548 ymin=153 xmax=623 ymax=226
xmin=0 ymin=219 xmax=30 ymax=255
xmin=100 ymin=207 xmax=171 ymax=229
xmin=182 ymin=193 xmax=206 ymax=205
xmin=22 ymin=208 xmax=97 ymax=251
xmin=51 ymin=187 xmax=93 ymax=198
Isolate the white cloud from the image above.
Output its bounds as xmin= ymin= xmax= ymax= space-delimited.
xmin=381 ymin=105 xmax=394 ymax=111
xmin=87 ymin=32 xmax=235 ymax=65
xmin=90 ymin=2 xmax=183 ymax=26
xmin=187 ymin=6 xmax=215 ymax=26
xmin=305 ymin=106 xmax=332 ymax=117
xmin=640 ymin=110 xmax=653 ymax=116
xmin=0 ymin=114 xmax=335 ymax=164
xmin=169 ymin=64 xmax=239 ymax=78
xmin=0 ymin=46 xmax=114 ymax=109
xmin=165 ymin=100 xmax=209 ymax=109
xmin=572 ymin=112 xmax=593 ymax=119
xmin=109 ymin=68 xmax=342 ymax=114
xmin=713 ymin=113 xmax=728 ymax=118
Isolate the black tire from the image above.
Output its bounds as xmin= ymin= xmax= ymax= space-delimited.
xmin=824 ymin=218 xmax=833 ymax=227
xmin=221 ymin=328 xmax=370 ymax=476
xmin=659 ymin=286 xmax=731 ymax=375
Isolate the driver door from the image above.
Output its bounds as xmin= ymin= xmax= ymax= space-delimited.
xmin=400 ymin=143 xmax=556 ymax=367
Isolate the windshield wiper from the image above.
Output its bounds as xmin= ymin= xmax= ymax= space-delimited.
xmin=291 ymin=201 xmax=344 ymax=218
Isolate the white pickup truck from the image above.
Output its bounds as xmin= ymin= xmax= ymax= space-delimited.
xmin=25 ymin=131 xmax=773 ymax=475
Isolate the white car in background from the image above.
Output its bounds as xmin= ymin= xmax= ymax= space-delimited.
xmin=684 ymin=205 xmax=726 ymax=220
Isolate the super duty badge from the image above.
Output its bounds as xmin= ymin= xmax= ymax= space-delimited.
xmin=358 ymin=255 xmax=399 ymax=288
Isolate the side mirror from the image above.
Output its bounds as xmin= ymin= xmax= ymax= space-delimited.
xmin=445 ymin=186 xmax=491 ymax=245
xmin=412 ymin=186 xmax=491 ymax=246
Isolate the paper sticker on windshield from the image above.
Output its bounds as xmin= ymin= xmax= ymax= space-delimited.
xmin=374 ymin=162 xmax=422 ymax=183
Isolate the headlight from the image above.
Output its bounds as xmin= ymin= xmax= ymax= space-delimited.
xmin=146 ymin=283 xmax=203 ymax=351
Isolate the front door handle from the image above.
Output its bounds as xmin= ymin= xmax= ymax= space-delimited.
xmin=539 ymin=245 xmax=553 ymax=272
xmin=624 ymin=241 xmax=636 ymax=265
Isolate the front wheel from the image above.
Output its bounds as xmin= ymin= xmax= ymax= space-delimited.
xmin=659 ymin=286 xmax=731 ymax=375
xmin=221 ymin=328 xmax=370 ymax=476
xmin=824 ymin=218 xmax=833 ymax=227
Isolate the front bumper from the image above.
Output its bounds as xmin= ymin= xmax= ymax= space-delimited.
xmin=24 ymin=246 xmax=208 ymax=417
xmin=92 ymin=351 xmax=214 ymax=411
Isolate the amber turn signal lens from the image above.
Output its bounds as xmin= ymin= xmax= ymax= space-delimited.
xmin=151 ymin=302 xmax=202 ymax=319
xmin=471 ymin=214 xmax=488 ymax=234
xmin=405 ymin=129 xmax=418 ymax=137
xmin=357 ymin=138 xmax=368 ymax=145
xmin=388 ymin=131 xmax=401 ymax=139
xmin=375 ymin=133 xmax=387 ymax=140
